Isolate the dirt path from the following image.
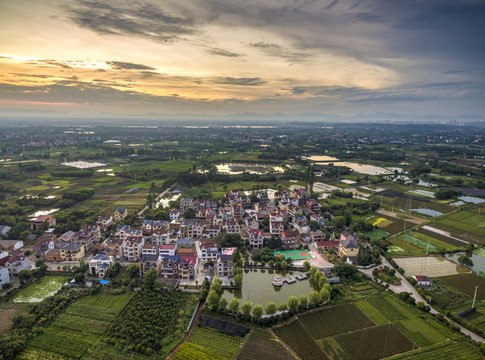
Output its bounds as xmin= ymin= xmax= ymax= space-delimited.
xmin=165 ymin=302 xmax=203 ymax=359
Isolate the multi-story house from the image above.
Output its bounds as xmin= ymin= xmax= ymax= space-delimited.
xmin=122 ymin=237 xmax=145 ymax=261
xmin=231 ymin=203 xmax=244 ymax=218
xmin=114 ymin=208 xmax=128 ymax=222
xmin=310 ymin=230 xmax=326 ymax=242
xmin=306 ymin=199 xmax=321 ymax=213
xmin=179 ymin=256 xmax=198 ymax=280
xmin=141 ymin=243 xmax=158 ymax=256
xmin=140 ymin=254 xmax=160 ymax=277
xmin=200 ymin=242 xmax=218 ymax=264
xmin=159 ymin=255 xmax=180 ymax=279
xmin=96 ymin=215 xmax=113 ymax=229
xmin=249 ymin=229 xmax=264 ymax=249
xmin=170 ymin=209 xmax=180 ymax=220
xmin=270 ymin=221 xmax=284 ymax=236
xmin=60 ymin=243 xmax=85 ymax=261
xmin=281 ymin=229 xmax=300 ymax=248
xmin=105 ymin=238 xmax=123 ymax=259
xmin=223 ymin=221 xmax=240 ymax=234
xmin=5 ymin=251 xmax=30 ymax=277
xmin=159 ymin=244 xmax=177 ymax=257
xmin=180 ymin=198 xmax=193 ymax=214
xmin=89 ymin=254 xmax=114 ymax=277
xmin=216 ymin=247 xmax=236 ymax=277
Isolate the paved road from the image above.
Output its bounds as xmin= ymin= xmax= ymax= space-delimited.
xmin=359 ymin=257 xmax=485 ymax=343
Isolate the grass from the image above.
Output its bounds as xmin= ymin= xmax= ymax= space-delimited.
xmin=12 ymin=276 xmax=67 ymax=303
xmin=411 ymin=231 xmax=459 ymax=251
xmin=298 ymin=304 xmax=375 ymax=339
xmin=17 ymin=348 xmax=74 ymax=360
xmin=388 ymin=237 xmax=424 ymax=256
xmin=332 ymin=324 xmax=415 ymax=360
xmin=441 ymin=273 xmax=485 ymax=300
xmin=273 ymin=320 xmax=328 ymax=360
xmin=76 ymin=293 xmax=132 ymax=311
xmin=237 ymin=329 xmax=296 ymax=360
xmin=398 ymin=234 xmax=439 ymax=252
xmin=394 ymin=318 xmax=447 ymax=347
xmin=364 ymin=229 xmax=390 ymax=241
xmin=65 ymin=303 xmax=119 ymax=322
xmin=355 ymin=300 xmax=389 ymax=325
xmin=416 ymin=228 xmax=468 ymax=248
xmin=187 ymin=326 xmax=244 ymax=359
xmin=83 ymin=343 xmax=154 ymax=360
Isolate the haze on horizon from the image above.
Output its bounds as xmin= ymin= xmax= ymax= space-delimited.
xmin=1 ymin=0 xmax=484 ymax=121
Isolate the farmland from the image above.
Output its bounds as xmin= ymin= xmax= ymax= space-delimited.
xmin=182 ymin=326 xmax=245 ymax=359
xmin=106 ymin=289 xmax=198 ymax=357
xmin=390 ymin=341 xmax=483 ymax=360
xmin=332 ymin=324 xmax=415 ymax=360
xmin=273 ymin=319 xmax=328 ymax=360
xmin=366 ymin=296 xmax=414 ymax=321
xmin=237 ymin=329 xmax=296 ymax=360
xmin=25 ymin=292 xmax=132 ymax=359
xmin=394 ymin=256 xmax=469 ymax=277
xmin=0 ymin=302 xmax=29 ymax=334
xmin=441 ymin=273 xmax=485 ymax=300
xmin=355 ymin=300 xmax=389 ymax=325
xmin=394 ymin=318 xmax=447 ymax=348
xmin=298 ymin=304 xmax=375 ymax=339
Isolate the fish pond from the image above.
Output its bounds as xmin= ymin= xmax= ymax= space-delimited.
xmin=223 ymin=268 xmax=315 ymax=306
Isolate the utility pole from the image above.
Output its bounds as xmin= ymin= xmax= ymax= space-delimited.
xmin=473 ymin=286 xmax=478 ymax=309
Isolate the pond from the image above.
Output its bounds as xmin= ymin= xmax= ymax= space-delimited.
xmin=216 ymin=163 xmax=285 ymax=175
xmin=12 ymin=276 xmax=67 ymax=303
xmin=410 ymin=208 xmax=443 ymax=217
xmin=446 ymin=251 xmax=485 ymax=276
xmin=223 ymin=269 xmax=315 ymax=306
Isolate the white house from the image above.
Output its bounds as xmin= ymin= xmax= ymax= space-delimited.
xmin=89 ymin=254 xmax=114 ymax=277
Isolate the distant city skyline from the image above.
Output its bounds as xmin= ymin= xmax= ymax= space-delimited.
xmin=1 ymin=0 xmax=484 ymax=120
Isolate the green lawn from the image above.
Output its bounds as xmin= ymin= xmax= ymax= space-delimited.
xmin=12 ymin=276 xmax=67 ymax=303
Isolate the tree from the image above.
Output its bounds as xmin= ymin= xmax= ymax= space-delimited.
xmin=218 ymin=297 xmax=228 ymax=313
xmin=458 ymin=255 xmax=474 ymax=267
xmin=302 ymin=261 xmax=311 ymax=272
xmin=234 ymin=273 xmax=243 ymax=288
xmin=241 ymin=301 xmax=252 ymax=317
xmin=265 ymin=301 xmax=277 ymax=315
xmin=207 ymin=290 xmax=219 ymax=310
xmin=184 ymin=208 xmax=196 ymax=219
xmin=252 ymin=304 xmax=263 ymax=320
xmin=211 ymin=277 xmax=222 ymax=296
xmin=18 ymin=269 xmax=31 ymax=284
xmin=125 ymin=263 xmax=139 ymax=278
xmin=229 ymin=298 xmax=240 ymax=315
xmin=143 ymin=269 xmax=158 ymax=289
xmin=299 ymin=295 xmax=308 ymax=310
xmin=334 ymin=216 xmax=346 ymax=228
xmin=278 ymin=303 xmax=288 ymax=311
xmin=74 ymin=272 xmax=85 ymax=284
xmin=309 ymin=290 xmax=320 ymax=306
xmin=288 ymin=296 xmax=299 ymax=313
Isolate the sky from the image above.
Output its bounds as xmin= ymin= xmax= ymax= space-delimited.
xmin=1 ymin=0 xmax=484 ymax=121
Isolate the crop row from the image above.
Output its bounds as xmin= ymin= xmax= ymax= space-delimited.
xmin=237 ymin=329 xmax=295 ymax=360
xmin=76 ymin=293 xmax=132 ymax=312
xmin=448 ymin=211 xmax=485 ymax=228
xmin=438 ymin=218 xmax=485 ymax=237
xmin=356 ymin=300 xmax=389 ymax=325
xmin=84 ymin=343 xmax=154 ymax=360
xmin=442 ymin=273 xmax=485 ymax=300
xmin=367 ymin=296 xmax=412 ymax=322
xmin=398 ymin=234 xmax=439 ymax=252
xmin=273 ymin=320 xmax=327 ymax=360
xmin=394 ymin=318 xmax=446 ymax=348
xmin=65 ymin=303 xmax=118 ymax=322
xmin=173 ymin=342 xmax=225 ymax=360
xmin=298 ymin=303 xmax=375 ymax=339
xmin=52 ymin=313 xmax=109 ymax=335
xmin=416 ymin=228 xmax=467 ymax=248
xmin=334 ymin=324 xmax=415 ymax=360
xmin=390 ymin=340 xmax=483 ymax=360
xmin=411 ymin=232 xmax=458 ymax=251
xmin=188 ymin=327 xmax=243 ymax=359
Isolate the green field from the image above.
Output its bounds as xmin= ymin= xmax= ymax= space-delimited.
xmin=397 ymin=234 xmax=439 ymax=252
xmin=390 ymin=341 xmax=483 ymax=360
xmin=364 ymin=229 xmax=390 ymax=241
xmin=441 ymin=273 xmax=485 ymax=300
xmin=185 ymin=327 xmax=244 ymax=359
xmin=298 ymin=304 xmax=375 ymax=339
xmin=366 ymin=296 xmax=414 ymax=322
xmin=356 ymin=300 xmax=389 ymax=325
xmin=416 ymin=228 xmax=468 ymax=248
xmin=12 ymin=276 xmax=67 ymax=303
xmin=332 ymin=324 xmax=415 ymax=360
xmin=173 ymin=342 xmax=226 ymax=360
xmin=395 ymin=318 xmax=447 ymax=348
xmin=273 ymin=320 xmax=328 ymax=360
xmin=388 ymin=237 xmax=425 ymax=256
xmin=84 ymin=343 xmax=153 ymax=360
xmin=237 ymin=329 xmax=296 ymax=360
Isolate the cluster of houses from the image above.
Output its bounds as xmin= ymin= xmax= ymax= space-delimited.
xmin=0 ymin=240 xmax=30 ymax=287
xmin=9 ymin=187 xmax=364 ymax=286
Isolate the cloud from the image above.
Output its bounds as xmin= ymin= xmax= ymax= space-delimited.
xmin=212 ymin=77 xmax=265 ymax=86
xmin=207 ymin=48 xmax=243 ymax=57
xmin=249 ymin=42 xmax=310 ymax=62
xmin=343 ymin=11 xmax=383 ymax=23
xmin=64 ymin=0 xmax=195 ymax=43
xmin=107 ymin=61 xmax=155 ymax=70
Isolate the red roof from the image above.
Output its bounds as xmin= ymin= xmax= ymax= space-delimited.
xmin=160 ymin=244 xmax=176 ymax=249
xmin=316 ymin=241 xmax=339 ymax=247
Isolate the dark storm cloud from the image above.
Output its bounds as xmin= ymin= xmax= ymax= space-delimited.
xmin=207 ymin=48 xmax=243 ymax=57
xmin=64 ymin=0 xmax=195 ymax=42
xmin=212 ymin=77 xmax=265 ymax=86
xmin=107 ymin=61 xmax=155 ymax=70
